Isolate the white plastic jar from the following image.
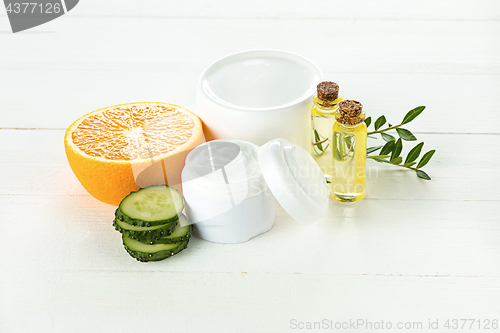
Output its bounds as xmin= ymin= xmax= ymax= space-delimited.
xmin=181 ymin=139 xmax=276 ymax=243
xmin=195 ymin=50 xmax=322 ymax=153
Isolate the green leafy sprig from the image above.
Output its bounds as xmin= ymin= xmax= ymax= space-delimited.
xmin=364 ymin=106 xmax=436 ymax=180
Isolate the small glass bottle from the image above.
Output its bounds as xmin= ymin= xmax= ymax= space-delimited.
xmin=311 ymin=81 xmax=342 ymax=182
xmin=331 ymin=100 xmax=367 ymax=202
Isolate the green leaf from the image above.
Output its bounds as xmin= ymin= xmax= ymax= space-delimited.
xmin=373 ymin=158 xmax=390 ymax=163
xmin=374 ymin=115 xmax=386 ymax=131
xmin=380 ymin=140 xmax=395 ymax=155
xmin=334 ymin=148 xmax=342 ymax=160
xmin=364 ymin=116 xmax=372 ymax=127
xmin=390 ymin=156 xmax=403 ymax=165
xmin=313 ymin=129 xmax=324 ymax=152
xmin=416 ymin=170 xmax=431 ymax=180
xmin=403 ymin=162 xmax=416 ymax=167
xmin=367 ymin=154 xmax=391 ymax=159
xmin=402 ymin=106 xmax=426 ymax=125
xmin=405 ymin=142 xmax=424 ymax=164
xmin=396 ymin=128 xmax=417 ymax=141
xmin=391 ymin=138 xmax=403 ymax=160
xmin=381 ymin=133 xmax=396 ymax=142
xmin=367 ymin=145 xmax=383 ymax=154
xmin=416 ymin=150 xmax=436 ymax=169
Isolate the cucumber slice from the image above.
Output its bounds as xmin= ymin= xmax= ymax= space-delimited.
xmin=116 ymin=185 xmax=184 ymax=227
xmin=113 ymin=218 xmax=177 ymax=242
xmin=148 ymin=214 xmax=193 ymax=244
xmin=123 ymin=235 xmax=189 ymax=262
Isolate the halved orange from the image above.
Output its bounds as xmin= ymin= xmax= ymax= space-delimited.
xmin=64 ymin=102 xmax=205 ymax=206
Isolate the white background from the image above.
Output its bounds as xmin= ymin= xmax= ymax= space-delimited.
xmin=1 ymin=1 xmax=499 ymax=332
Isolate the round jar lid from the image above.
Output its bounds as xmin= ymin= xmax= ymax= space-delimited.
xmin=258 ymin=138 xmax=329 ymax=225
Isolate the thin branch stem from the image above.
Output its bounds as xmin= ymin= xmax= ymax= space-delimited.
xmin=370 ymin=158 xmax=417 ymax=171
xmin=367 ymin=124 xmax=402 ymax=135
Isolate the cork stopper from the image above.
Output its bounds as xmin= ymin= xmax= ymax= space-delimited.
xmin=317 ymin=81 xmax=339 ymax=102
xmin=337 ymin=100 xmax=364 ymax=125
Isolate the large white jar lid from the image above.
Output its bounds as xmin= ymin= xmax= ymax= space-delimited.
xmin=258 ymin=138 xmax=329 ymax=225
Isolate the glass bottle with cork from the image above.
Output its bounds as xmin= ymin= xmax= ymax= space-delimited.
xmin=311 ymin=81 xmax=343 ymax=182
xmin=331 ymin=100 xmax=367 ymax=202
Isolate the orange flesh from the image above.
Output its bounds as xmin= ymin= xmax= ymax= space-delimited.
xmin=71 ymin=104 xmax=195 ymax=161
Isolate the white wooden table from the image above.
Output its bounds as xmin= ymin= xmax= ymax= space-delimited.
xmin=1 ymin=1 xmax=499 ymax=332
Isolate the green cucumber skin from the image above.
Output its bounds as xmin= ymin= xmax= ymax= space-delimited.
xmin=113 ymin=219 xmax=177 ymax=242
xmin=115 ymin=207 xmax=179 ymax=227
xmin=147 ymin=225 xmax=193 ymax=245
xmin=116 ymin=186 xmax=184 ymax=227
xmin=123 ymin=237 xmax=189 ymax=262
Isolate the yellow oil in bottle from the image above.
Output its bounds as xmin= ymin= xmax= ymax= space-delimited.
xmin=311 ymin=82 xmax=342 ymax=183
xmin=330 ymin=101 xmax=367 ymax=202
xmin=311 ymin=98 xmax=340 ymax=182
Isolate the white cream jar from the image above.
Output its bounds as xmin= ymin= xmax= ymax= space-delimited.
xmin=182 ymin=138 xmax=330 ymax=244
xmin=181 ymin=139 xmax=275 ymax=243
xmin=195 ymin=50 xmax=322 ymax=153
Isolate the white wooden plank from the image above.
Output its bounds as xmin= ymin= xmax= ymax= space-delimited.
xmin=0 ymin=130 xmax=498 ymax=201
xmin=0 ymin=70 xmax=200 ymax=129
xmin=1 ymin=17 xmax=499 ymax=131
xmin=1 ymin=270 xmax=498 ymax=332
xmin=1 ymin=1 xmax=499 ymax=331
xmin=1 ymin=70 xmax=498 ymax=134
xmin=4 ymin=0 xmax=499 ymax=20
xmin=1 ymin=194 xmax=499 ymax=276
xmin=1 ymin=18 xmax=498 ymax=75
